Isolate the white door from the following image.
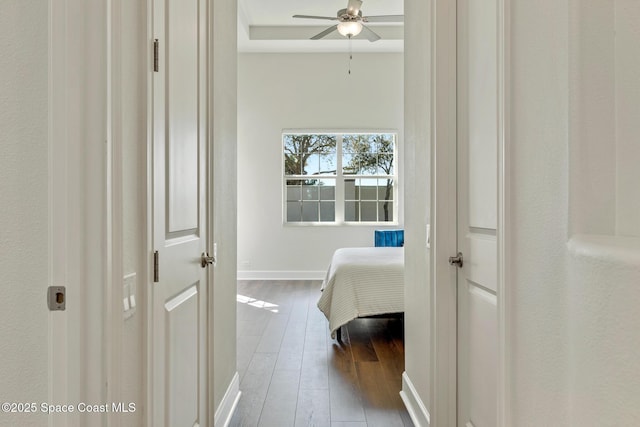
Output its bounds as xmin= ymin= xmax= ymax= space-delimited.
xmin=151 ymin=0 xmax=209 ymax=425
xmin=456 ymin=0 xmax=500 ymax=425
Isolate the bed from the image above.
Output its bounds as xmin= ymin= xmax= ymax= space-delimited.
xmin=317 ymin=246 xmax=404 ymax=340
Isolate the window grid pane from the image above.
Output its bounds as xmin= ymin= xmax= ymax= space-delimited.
xmin=361 ymin=201 xmax=377 ymax=221
xmin=286 ymin=184 xmax=301 ymax=202
xmin=320 ymin=202 xmax=335 ymax=222
xmin=287 ymin=201 xmax=302 ymax=222
xmin=343 ymin=177 xmax=394 ymax=223
xmin=302 ymin=201 xmax=319 ymax=221
xmin=302 ymin=184 xmax=318 ymax=201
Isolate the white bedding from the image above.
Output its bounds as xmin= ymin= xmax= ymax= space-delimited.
xmin=317 ymin=247 xmax=404 ymax=337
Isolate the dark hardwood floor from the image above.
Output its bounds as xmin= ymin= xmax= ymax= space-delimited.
xmin=230 ymin=280 xmax=414 ymax=427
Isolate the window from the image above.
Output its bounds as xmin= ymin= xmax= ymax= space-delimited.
xmin=283 ymin=132 xmax=397 ymax=224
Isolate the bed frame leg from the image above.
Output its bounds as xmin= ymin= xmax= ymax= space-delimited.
xmin=336 ymin=326 xmax=342 ymax=343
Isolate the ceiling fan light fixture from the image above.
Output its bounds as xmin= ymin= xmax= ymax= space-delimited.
xmin=337 ymin=21 xmax=363 ymax=37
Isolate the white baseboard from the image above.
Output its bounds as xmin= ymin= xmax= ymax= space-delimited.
xmin=237 ymin=270 xmax=325 ymax=280
xmin=400 ymin=371 xmax=430 ymax=427
xmin=214 ymin=372 xmax=241 ymax=427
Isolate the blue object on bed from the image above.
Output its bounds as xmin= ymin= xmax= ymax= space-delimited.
xmin=374 ymin=229 xmax=404 ymax=247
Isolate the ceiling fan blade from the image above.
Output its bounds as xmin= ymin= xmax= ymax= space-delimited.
xmin=362 ymin=15 xmax=404 ymax=23
xmin=293 ymin=14 xmax=338 ymax=21
xmin=346 ymin=0 xmax=363 ymax=16
xmin=310 ymin=25 xmax=339 ymax=40
xmin=359 ymin=24 xmax=381 ymax=42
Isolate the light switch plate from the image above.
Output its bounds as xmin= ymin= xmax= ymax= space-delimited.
xmin=123 ymin=273 xmax=136 ymax=320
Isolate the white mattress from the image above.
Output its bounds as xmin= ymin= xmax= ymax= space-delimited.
xmin=317 ymin=247 xmax=404 ymax=337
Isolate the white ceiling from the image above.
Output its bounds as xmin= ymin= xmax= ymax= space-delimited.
xmin=238 ymin=0 xmax=404 ymax=53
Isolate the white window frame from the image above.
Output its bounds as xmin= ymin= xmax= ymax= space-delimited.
xmin=283 ymin=130 xmax=399 ymax=226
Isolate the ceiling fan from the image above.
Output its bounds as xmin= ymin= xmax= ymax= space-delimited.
xmin=292 ymin=0 xmax=403 ymax=42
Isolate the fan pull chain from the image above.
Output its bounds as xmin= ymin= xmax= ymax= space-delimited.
xmin=348 ymin=35 xmax=352 ymax=75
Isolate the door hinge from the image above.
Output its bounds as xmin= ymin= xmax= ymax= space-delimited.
xmin=153 ymin=250 xmax=159 ymax=282
xmin=153 ymin=39 xmax=159 ymax=72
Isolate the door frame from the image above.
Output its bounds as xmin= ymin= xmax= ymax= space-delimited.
xmin=145 ymin=0 xmax=154 ymax=424
xmin=49 ymin=2 xmax=73 ymax=425
xmin=49 ymin=0 xmax=110 ymax=425
xmin=429 ymin=0 xmax=511 ymax=425
xmin=106 ymin=0 xmax=125 ymax=424
xmin=496 ymin=0 xmax=511 ymax=424
xmin=429 ymin=0 xmax=458 ymax=424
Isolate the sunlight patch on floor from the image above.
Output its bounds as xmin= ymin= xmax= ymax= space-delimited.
xmin=236 ymin=294 xmax=279 ymax=313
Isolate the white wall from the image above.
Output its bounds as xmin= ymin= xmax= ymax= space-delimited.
xmin=566 ymin=1 xmax=640 ymax=424
xmin=509 ymin=0 xmax=640 ymax=424
xmin=0 ymin=2 xmax=49 ymax=426
xmin=508 ymin=0 xmax=571 ymax=423
xmin=615 ymin=0 xmax=640 ymax=238
xmin=237 ymin=53 xmax=404 ymax=279
xmin=568 ymin=235 xmax=640 ymax=426
xmin=568 ymin=0 xmax=640 ymax=239
xmin=568 ymin=0 xmax=617 ymax=236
